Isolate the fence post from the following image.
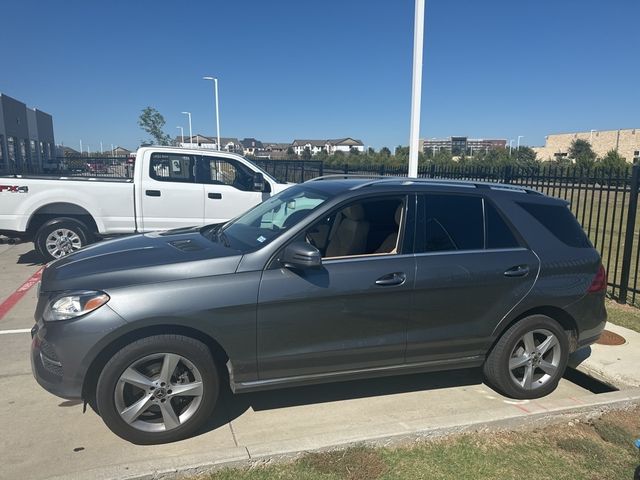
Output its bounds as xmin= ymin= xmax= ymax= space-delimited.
xmin=379 ymin=164 xmax=385 ymax=176
xmin=429 ymin=163 xmax=435 ymax=179
xmin=503 ymin=165 xmax=512 ymax=184
xmin=344 ymin=163 xmax=348 ymax=174
xmin=618 ymin=164 xmax=640 ymax=304
xmin=319 ymin=161 xmax=324 ymax=177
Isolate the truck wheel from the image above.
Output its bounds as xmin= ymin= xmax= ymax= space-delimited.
xmin=34 ymin=217 xmax=93 ymax=262
xmin=483 ymin=314 xmax=569 ymax=399
xmin=96 ymin=335 xmax=219 ymax=444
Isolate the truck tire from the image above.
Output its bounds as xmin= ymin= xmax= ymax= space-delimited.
xmin=34 ymin=217 xmax=93 ymax=262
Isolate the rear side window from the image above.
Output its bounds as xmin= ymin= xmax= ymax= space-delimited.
xmin=149 ymin=153 xmax=195 ymax=183
xmin=422 ymin=194 xmax=484 ymax=252
xmin=485 ymin=201 xmax=520 ymax=249
xmin=518 ymin=202 xmax=591 ymax=248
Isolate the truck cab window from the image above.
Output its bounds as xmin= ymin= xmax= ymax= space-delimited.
xmin=149 ymin=153 xmax=195 ymax=183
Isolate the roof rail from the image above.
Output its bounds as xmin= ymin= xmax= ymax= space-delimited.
xmin=306 ymin=174 xmax=394 ymax=182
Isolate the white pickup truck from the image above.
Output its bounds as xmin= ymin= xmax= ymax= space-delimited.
xmin=0 ymin=146 xmax=292 ymax=261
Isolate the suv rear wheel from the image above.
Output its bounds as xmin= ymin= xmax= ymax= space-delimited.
xmin=96 ymin=335 xmax=219 ymax=444
xmin=483 ymin=314 xmax=569 ymax=399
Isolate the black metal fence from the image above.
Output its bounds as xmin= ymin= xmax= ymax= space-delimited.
xmin=7 ymin=156 xmax=135 ymax=178
xmin=8 ymin=154 xmax=640 ymax=306
xmin=323 ymin=162 xmax=640 ymax=306
xmin=250 ymin=158 xmax=323 ymax=183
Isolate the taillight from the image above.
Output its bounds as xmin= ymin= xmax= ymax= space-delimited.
xmin=588 ymin=265 xmax=607 ymax=293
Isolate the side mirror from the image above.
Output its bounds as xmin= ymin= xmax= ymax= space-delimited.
xmin=253 ymin=172 xmax=266 ymax=192
xmin=280 ymin=241 xmax=322 ymax=270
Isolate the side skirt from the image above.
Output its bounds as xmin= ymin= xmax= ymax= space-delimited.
xmin=230 ymin=355 xmax=484 ymax=394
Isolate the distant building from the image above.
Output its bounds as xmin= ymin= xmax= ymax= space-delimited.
xmin=179 ymin=135 xmax=242 ymax=153
xmin=0 ymin=93 xmax=55 ymax=174
xmin=533 ymin=129 xmax=640 ymax=163
xmin=291 ymin=137 xmax=365 ymax=156
xmin=240 ymin=138 xmax=264 ymax=156
xmin=111 ymin=146 xmax=131 ymax=157
xmin=422 ymin=137 xmax=507 ymax=156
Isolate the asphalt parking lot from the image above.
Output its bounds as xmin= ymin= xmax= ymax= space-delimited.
xmin=0 ymin=240 xmax=630 ymax=480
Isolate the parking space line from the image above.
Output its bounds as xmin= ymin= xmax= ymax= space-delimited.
xmin=0 ymin=268 xmax=43 ymax=321
xmin=0 ymin=328 xmax=31 ymax=335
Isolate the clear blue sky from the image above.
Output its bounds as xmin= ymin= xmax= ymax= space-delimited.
xmin=1 ymin=0 xmax=638 ymax=151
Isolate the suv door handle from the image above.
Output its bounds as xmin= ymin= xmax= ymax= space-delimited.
xmin=208 ymin=192 xmax=222 ymax=200
xmin=504 ymin=265 xmax=530 ymax=278
xmin=145 ymin=190 xmax=161 ymax=197
xmin=375 ymin=272 xmax=407 ymax=286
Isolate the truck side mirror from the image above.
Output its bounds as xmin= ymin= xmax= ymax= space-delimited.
xmin=253 ymin=172 xmax=266 ymax=192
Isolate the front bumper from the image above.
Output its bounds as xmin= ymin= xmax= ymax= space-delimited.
xmin=30 ymin=304 xmax=127 ymax=400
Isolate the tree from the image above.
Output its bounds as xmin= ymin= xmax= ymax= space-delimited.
xmin=568 ymin=139 xmax=596 ymax=169
xmin=431 ymin=149 xmax=454 ymax=167
xmin=286 ymin=146 xmax=297 ymax=159
xmin=515 ymin=146 xmax=538 ymax=168
xmin=367 ymin=147 xmax=375 ymax=155
xmin=380 ymin=147 xmax=391 ymax=157
xmin=138 ymin=107 xmax=172 ymax=145
xmin=302 ymin=147 xmax=312 ymax=160
xmin=598 ymin=149 xmax=628 ymax=171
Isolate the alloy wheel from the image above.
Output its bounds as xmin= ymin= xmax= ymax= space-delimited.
xmin=508 ymin=328 xmax=561 ymax=390
xmin=45 ymin=228 xmax=82 ymax=258
xmin=114 ymin=353 xmax=204 ymax=432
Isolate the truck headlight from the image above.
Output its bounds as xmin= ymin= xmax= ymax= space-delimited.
xmin=43 ymin=291 xmax=110 ymax=321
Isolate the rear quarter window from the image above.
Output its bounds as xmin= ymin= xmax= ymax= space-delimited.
xmin=518 ymin=202 xmax=591 ymax=248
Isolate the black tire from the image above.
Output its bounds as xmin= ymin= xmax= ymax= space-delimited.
xmin=483 ymin=314 xmax=569 ymax=399
xmin=34 ymin=217 xmax=93 ymax=262
xmin=96 ymin=335 xmax=219 ymax=444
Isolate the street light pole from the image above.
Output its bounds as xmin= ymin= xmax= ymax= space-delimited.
xmin=203 ymin=76 xmax=221 ymax=151
xmin=517 ymin=135 xmax=524 ymax=151
xmin=181 ymin=112 xmax=192 ymax=147
xmin=408 ymin=0 xmax=425 ymax=178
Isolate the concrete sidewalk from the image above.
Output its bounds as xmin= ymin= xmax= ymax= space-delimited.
xmin=572 ymin=322 xmax=640 ymax=389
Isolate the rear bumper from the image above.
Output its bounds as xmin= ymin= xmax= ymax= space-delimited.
xmin=565 ymin=291 xmax=607 ymax=349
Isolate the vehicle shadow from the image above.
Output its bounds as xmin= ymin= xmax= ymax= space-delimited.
xmin=196 ymin=368 xmax=484 ymax=437
xmin=17 ymin=249 xmax=44 ymax=266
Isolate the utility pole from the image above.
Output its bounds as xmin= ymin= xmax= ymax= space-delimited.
xmin=408 ymin=0 xmax=425 ymax=178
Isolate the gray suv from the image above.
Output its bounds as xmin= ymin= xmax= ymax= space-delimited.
xmin=30 ymin=177 xmax=607 ymax=444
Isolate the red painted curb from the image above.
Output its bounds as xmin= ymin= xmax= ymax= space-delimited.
xmin=0 ymin=268 xmax=44 ymax=321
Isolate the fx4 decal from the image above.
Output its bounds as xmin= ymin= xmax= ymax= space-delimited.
xmin=0 ymin=185 xmax=29 ymax=193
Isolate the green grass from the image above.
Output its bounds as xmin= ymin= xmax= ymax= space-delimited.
xmin=195 ymin=408 xmax=640 ymax=480
xmin=606 ymin=299 xmax=640 ymax=333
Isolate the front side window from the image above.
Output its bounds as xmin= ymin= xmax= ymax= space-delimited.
xmin=149 ymin=152 xmax=195 ymax=183
xmin=199 ymin=157 xmax=254 ymax=191
xmin=304 ymin=196 xmax=405 ymax=259
xmin=209 ymin=184 xmax=330 ymax=251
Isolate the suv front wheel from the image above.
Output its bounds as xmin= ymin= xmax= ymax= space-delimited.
xmin=96 ymin=334 xmax=219 ymax=444
xmin=483 ymin=314 xmax=569 ymax=399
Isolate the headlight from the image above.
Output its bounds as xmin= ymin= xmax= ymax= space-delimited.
xmin=43 ymin=291 xmax=110 ymax=321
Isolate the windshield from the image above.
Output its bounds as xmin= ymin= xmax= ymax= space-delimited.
xmin=204 ymin=185 xmax=330 ymax=251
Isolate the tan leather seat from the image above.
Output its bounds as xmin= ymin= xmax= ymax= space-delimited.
xmin=325 ymin=204 xmax=370 ymax=257
xmin=375 ymin=204 xmax=402 ymax=254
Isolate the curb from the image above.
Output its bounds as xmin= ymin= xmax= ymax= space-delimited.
xmin=52 ymin=387 xmax=640 ymax=480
